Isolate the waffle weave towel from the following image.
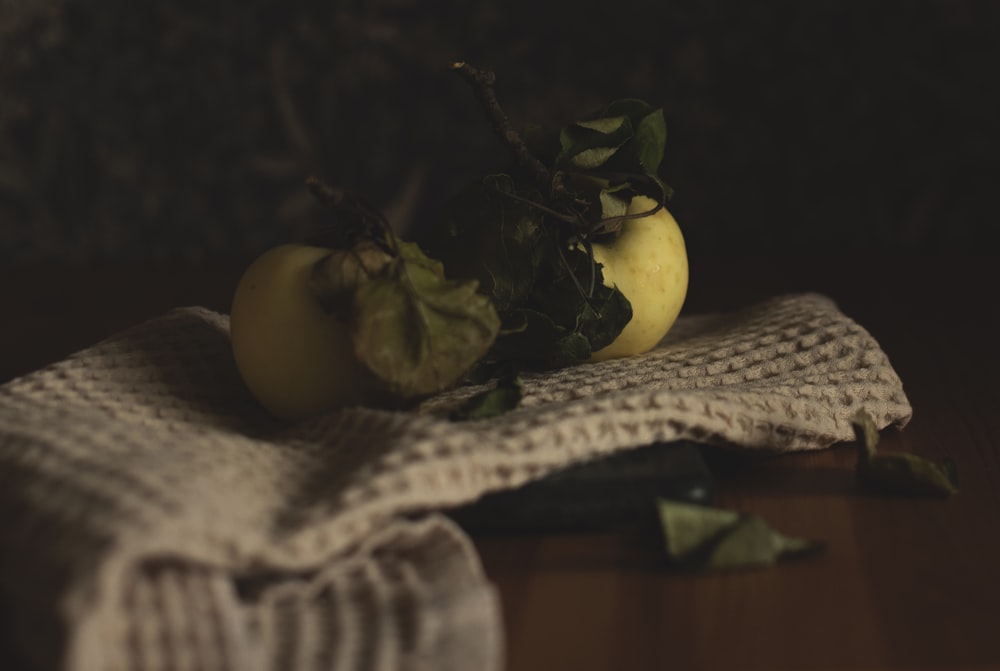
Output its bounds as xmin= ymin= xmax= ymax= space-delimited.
xmin=0 ymin=293 xmax=912 ymax=671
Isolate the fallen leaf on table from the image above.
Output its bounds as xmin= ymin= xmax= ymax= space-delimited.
xmin=657 ymin=500 xmax=825 ymax=571
xmin=852 ymin=410 xmax=958 ymax=497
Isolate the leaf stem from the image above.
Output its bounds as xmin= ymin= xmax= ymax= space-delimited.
xmin=497 ymin=188 xmax=578 ymax=225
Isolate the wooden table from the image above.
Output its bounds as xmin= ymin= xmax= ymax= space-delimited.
xmin=2 ymin=254 xmax=998 ymax=670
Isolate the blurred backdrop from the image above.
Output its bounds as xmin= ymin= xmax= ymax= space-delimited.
xmin=1 ymin=0 xmax=997 ymax=260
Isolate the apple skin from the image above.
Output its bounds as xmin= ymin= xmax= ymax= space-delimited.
xmin=589 ymin=195 xmax=688 ymax=361
xmin=229 ymin=244 xmax=363 ymax=421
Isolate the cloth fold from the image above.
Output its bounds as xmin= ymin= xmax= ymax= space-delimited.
xmin=0 ymin=293 xmax=911 ymax=670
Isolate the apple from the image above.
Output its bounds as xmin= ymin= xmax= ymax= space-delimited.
xmin=588 ymin=194 xmax=688 ymax=361
xmin=229 ymin=238 xmax=500 ymax=420
xmin=229 ymin=243 xmax=363 ymax=421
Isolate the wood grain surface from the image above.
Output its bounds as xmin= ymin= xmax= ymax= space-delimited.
xmin=2 ymin=254 xmax=998 ymax=670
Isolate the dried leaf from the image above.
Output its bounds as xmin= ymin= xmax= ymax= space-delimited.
xmin=307 ymin=241 xmax=394 ymax=317
xmin=852 ymin=410 xmax=958 ymax=497
xmin=351 ymin=243 xmax=500 ymax=399
xmin=657 ymin=500 xmax=825 ymax=571
xmin=598 ymin=189 xmax=629 ymax=221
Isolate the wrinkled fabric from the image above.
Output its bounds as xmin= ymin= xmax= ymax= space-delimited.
xmin=0 ymin=293 xmax=911 ymax=670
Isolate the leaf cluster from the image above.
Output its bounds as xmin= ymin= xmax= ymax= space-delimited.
xmin=435 ymin=174 xmax=630 ymax=370
xmin=427 ymin=98 xmax=673 ymax=371
xmin=526 ymin=98 xmax=673 ymax=236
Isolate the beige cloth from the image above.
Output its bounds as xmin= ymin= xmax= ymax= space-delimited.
xmin=0 ymin=293 xmax=911 ymax=671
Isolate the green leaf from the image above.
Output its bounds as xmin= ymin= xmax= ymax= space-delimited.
xmin=351 ymin=246 xmax=501 ymax=399
xmin=522 ymin=244 xmax=631 ymax=365
xmin=657 ymin=500 xmax=825 ymax=571
xmin=450 ymin=375 xmax=523 ymax=421
xmin=488 ymin=308 xmax=587 ymax=367
xmin=568 ymin=99 xmax=665 ymax=178
xmin=634 ymin=109 xmax=667 ymax=175
xmin=852 ymin=410 xmax=958 ymax=497
xmin=576 ymin=280 xmax=632 ymax=352
xmin=709 ymin=516 xmax=823 ymax=568
xmin=649 ymin=174 xmax=675 ymax=201
xmin=572 ymin=146 xmax=624 ymax=170
xmin=553 ymin=331 xmax=592 ymax=362
xmin=434 ymin=173 xmax=633 ymax=370
xmin=576 ymin=115 xmax=628 ymax=134
xmin=435 ymin=175 xmax=551 ymax=313
xmin=556 ymin=117 xmax=634 ymax=170
xmin=529 ymin=244 xmax=632 ymax=352
xmin=660 ymin=500 xmax=739 ymax=559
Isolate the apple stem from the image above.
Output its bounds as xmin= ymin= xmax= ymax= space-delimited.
xmin=304 ymin=175 xmax=398 ymax=255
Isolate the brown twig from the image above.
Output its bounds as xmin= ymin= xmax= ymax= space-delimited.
xmin=305 ymin=175 xmax=346 ymax=208
xmin=451 ymin=61 xmax=554 ymax=196
xmin=305 ymin=175 xmax=397 ymax=254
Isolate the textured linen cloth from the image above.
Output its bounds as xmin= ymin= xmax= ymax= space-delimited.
xmin=0 ymin=293 xmax=912 ymax=671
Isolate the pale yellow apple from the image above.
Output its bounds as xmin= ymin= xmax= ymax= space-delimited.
xmin=589 ymin=195 xmax=688 ymax=361
xmin=230 ymin=243 xmax=363 ymax=420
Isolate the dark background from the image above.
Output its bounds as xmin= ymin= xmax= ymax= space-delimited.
xmin=1 ymin=0 xmax=998 ymax=260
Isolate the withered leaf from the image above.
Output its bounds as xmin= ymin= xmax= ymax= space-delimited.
xmin=307 ymin=242 xmax=395 ymax=317
xmin=852 ymin=410 xmax=958 ymax=497
xmin=351 ymin=242 xmax=500 ymax=399
xmin=657 ymin=500 xmax=825 ymax=571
